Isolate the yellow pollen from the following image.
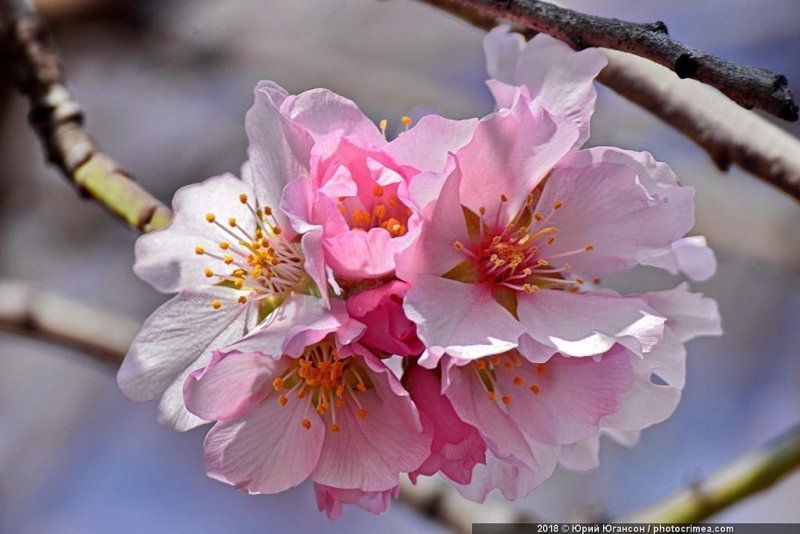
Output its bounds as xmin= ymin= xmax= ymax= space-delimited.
xmin=239 ymin=193 xmax=248 ymax=204
xmin=530 ymin=385 xmax=541 ymax=395
xmin=400 ymin=115 xmax=412 ymax=126
xmin=211 ymin=300 xmax=222 ymax=310
xmin=502 ymin=395 xmax=512 ymax=405
xmin=357 ymin=382 xmax=367 ymax=392
xmin=278 ymin=394 xmax=288 ymax=406
xmin=204 ymin=268 xmax=214 ymax=278
xmin=228 ymin=218 xmax=237 ymax=227
xmin=353 ymin=209 xmax=371 ymax=226
xmin=374 ymin=204 xmax=387 ymax=220
xmin=576 ymin=278 xmax=585 ymax=285
xmin=316 ymin=404 xmax=327 ymax=415
xmin=223 ymin=256 xmax=234 ymax=265
xmin=373 ymin=185 xmax=384 ymax=197
xmin=263 ymin=206 xmax=273 ymax=216
xmin=273 ymin=378 xmax=285 ymax=391
xmin=301 ymin=418 xmax=312 ymax=430
xmin=205 ymin=213 xmax=216 ymax=223
xmin=219 ymin=241 xmax=230 ymax=250
xmin=233 ymin=278 xmax=244 ymax=289
xmin=523 ymin=284 xmax=540 ymax=293
xmin=195 ymin=246 xmax=205 ymax=255
xmin=272 ymin=226 xmax=282 ymax=235
xmin=233 ymin=269 xmax=245 ymax=277
xmin=513 ymin=376 xmax=524 ymax=386
xmin=330 ymin=423 xmax=341 ymax=433
xmin=358 ymin=408 xmax=367 ymax=419
xmin=553 ymin=200 xmax=564 ymax=210
xmin=238 ymin=296 xmax=248 ymax=304
xmin=379 ymin=118 xmax=388 ymax=132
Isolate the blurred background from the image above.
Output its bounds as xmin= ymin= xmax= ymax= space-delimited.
xmin=1 ymin=0 xmax=798 ymax=532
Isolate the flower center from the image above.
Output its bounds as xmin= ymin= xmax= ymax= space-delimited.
xmin=196 ymin=193 xmax=305 ymax=310
xmin=271 ymin=337 xmax=373 ymax=432
xmin=472 ymin=351 xmax=547 ymax=404
xmin=451 ymin=195 xmax=593 ymax=294
xmin=336 ymin=184 xmax=412 ymax=237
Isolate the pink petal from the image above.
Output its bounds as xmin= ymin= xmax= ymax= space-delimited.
xmin=184 ymin=351 xmax=279 ymax=421
xmin=311 ymin=356 xmax=431 ymax=491
xmin=346 ymin=281 xmax=423 ymax=356
xmin=454 ymin=444 xmax=560 ymax=503
xmin=406 ymin=364 xmax=486 ymax=484
xmin=558 ymin=436 xmax=600 ymax=471
xmin=118 ymin=288 xmax=258 ymax=430
xmin=282 ymin=88 xmax=385 ymax=147
xmin=245 ymin=81 xmax=313 ymax=222
xmin=643 ymin=282 xmax=722 ymax=343
xmin=445 ymin=362 xmax=536 ymax=467
xmin=134 ymin=174 xmax=258 ymax=293
xmin=637 ymin=236 xmax=717 ymax=282
xmin=512 ymin=33 xmax=606 ymax=145
xmin=404 ymin=276 xmax=525 ymax=365
xmin=535 ymin=154 xmax=678 ymax=279
xmin=384 ymin=114 xmax=478 ymax=173
xmin=323 ymin=227 xmax=399 ymax=278
xmin=314 ymin=484 xmax=398 ymax=520
xmin=497 ymin=351 xmax=633 ymax=445
xmin=395 ymin=167 xmax=470 ymax=283
xmin=455 ymin=94 xmax=579 ymax=226
xmin=516 ymin=289 xmax=666 ymax=357
xmin=203 ymin=391 xmax=325 ymax=495
xmin=483 ymin=25 xmax=525 ymax=82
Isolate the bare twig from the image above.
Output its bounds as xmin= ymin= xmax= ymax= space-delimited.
xmin=0 ymin=279 xmax=139 ymax=364
xmin=444 ymin=0 xmax=798 ymax=121
xmin=417 ymin=0 xmax=800 ymax=201
xmin=621 ymin=423 xmax=800 ymax=523
xmin=0 ymin=0 xmax=171 ymax=232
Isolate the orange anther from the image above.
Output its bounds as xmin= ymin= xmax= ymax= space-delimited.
xmin=358 ymin=408 xmax=367 ymax=419
xmin=301 ymin=418 xmax=311 ymax=430
xmin=210 ymin=300 xmax=222 ymax=310
xmin=330 ymin=423 xmax=341 ymax=433
xmin=278 ymin=394 xmax=288 ymax=406
xmin=536 ymin=364 xmax=546 ymax=374
xmin=373 ymin=185 xmax=384 ymax=197
xmin=501 ymin=395 xmax=512 ymax=405
xmin=239 ymin=193 xmax=248 ymax=204
xmin=195 ymin=246 xmax=205 ymax=255
xmin=530 ymin=385 xmax=541 ymax=395
xmin=205 ymin=213 xmax=216 ymax=223
xmin=204 ymin=268 xmax=214 ymax=278
xmin=272 ymin=378 xmax=284 ymax=391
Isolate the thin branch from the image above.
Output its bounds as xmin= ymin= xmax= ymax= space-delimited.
xmin=0 ymin=279 xmax=139 ymax=364
xmin=0 ymin=0 xmax=171 ymax=232
xmin=445 ymin=0 xmax=798 ymax=121
xmin=417 ymin=0 xmax=800 ymax=201
xmin=621 ymin=423 xmax=800 ymax=523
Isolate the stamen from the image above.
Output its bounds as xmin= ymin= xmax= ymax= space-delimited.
xmin=301 ymin=418 xmax=312 ymax=430
xmin=205 ymin=213 xmax=216 ymax=223
xmin=210 ymin=300 xmax=222 ymax=310
xmin=530 ymin=385 xmax=541 ymax=395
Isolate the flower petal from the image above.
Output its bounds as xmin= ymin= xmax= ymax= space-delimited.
xmin=483 ymin=25 xmax=524 ymax=82
xmin=385 ymin=114 xmax=478 ymax=173
xmin=404 ymin=276 xmax=525 ymax=365
xmin=314 ymin=484 xmax=398 ymax=520
xmin=311 ymin=356 xmax=430 ymax=491
xmin=643 ymin=282 xmax=722 ymax=343
xmin=184 ymin=351 xmax=279 ymax=421
xmin=517 ymin=289 xmax=665 ymax=357
xmin=118 ymin=288 xmax=256 ymax=402
xmin=455 ymin=93 xmax=579 ymax=226
xmin=134 ymin=174 xmax=258 ymax=293
xmin=203 ymin=393 xmax=325 ymax=494
xmin=637 ymin=236 xmax=717 ymax=282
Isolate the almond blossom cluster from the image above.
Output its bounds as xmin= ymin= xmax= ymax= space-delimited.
xmin=118 ymin=27 xmax=721 ymax=518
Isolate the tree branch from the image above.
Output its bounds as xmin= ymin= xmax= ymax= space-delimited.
xmin=621 ymin=423 xmax=800 ymax=523
xmin=417 ymin=0 xmax=800 ymax=201
xmin=444 ymin=0 xmax=798 ymax=121
xmin=0 ymin=0 xmax=171 ymax=232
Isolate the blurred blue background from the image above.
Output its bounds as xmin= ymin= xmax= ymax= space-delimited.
xmin=1 ymin=0 xmax=798 ymax=532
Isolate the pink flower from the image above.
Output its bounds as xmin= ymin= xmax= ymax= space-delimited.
xmin=119 ymin=170 xmax=309 ymax=430
xmin=183 ymin=295 xmax=432 ymax=497
xmin=399 ymin=89 xmax=677 ymax=366
xmin=263 ymin=82 xmax=476 ymax=284
xmin=346 ymin=281 xmax=423 ymax=356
